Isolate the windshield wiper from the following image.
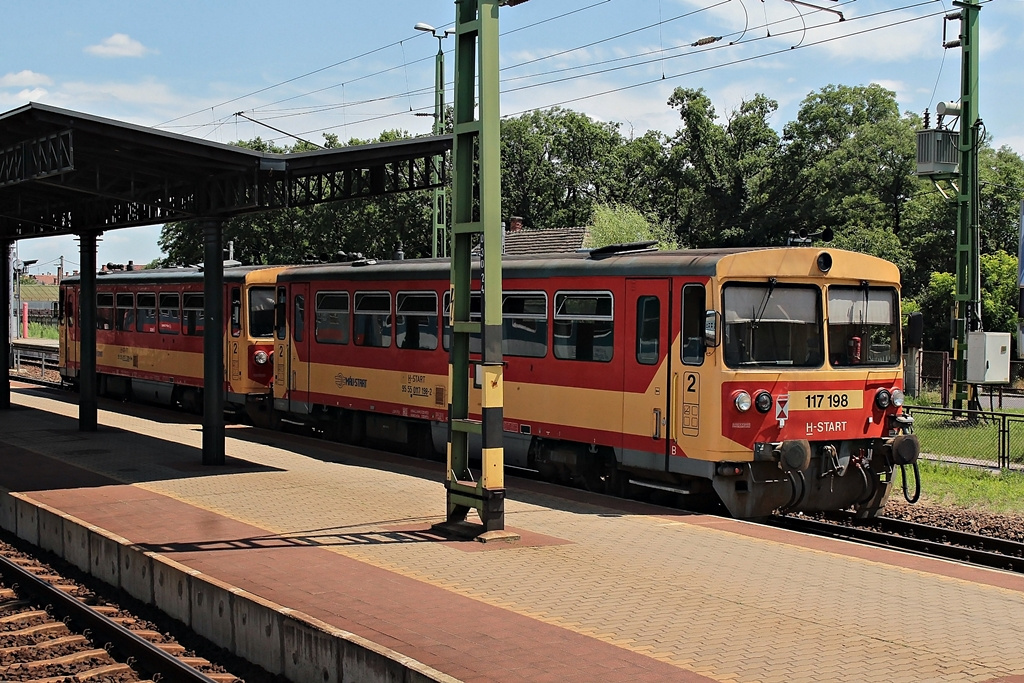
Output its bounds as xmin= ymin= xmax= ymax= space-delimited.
xmin=751 ymin=277 xmax=777 ymax=329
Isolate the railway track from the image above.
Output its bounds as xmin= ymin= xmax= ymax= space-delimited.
xmin=0 ymin=538 xmax=241 ymax=683
xmin=771 ymin=512 xmax=1024 ymax=574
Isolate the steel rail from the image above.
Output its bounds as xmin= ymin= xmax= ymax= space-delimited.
xmin=771 ymin=514 xmax=1024 ymax=574
xmin=0 ymin=551 xmax=221 ymax=683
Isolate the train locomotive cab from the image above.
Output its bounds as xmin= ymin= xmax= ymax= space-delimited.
xmin=699 ymin=249 xmax=919 ymax=518
xmin=231 ymin=267 xmax=287 ymax=427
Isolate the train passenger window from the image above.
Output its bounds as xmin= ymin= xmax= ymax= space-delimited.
xmin=722 ymin=284 xmax=821 ymax=368
xmin=159 ymin=293 xmax=180 ymax=335
xmin=249 ymin=286 xmax=275 ymax=338
xmin=293 ymin=294 xmax=305 ymax=343
xmin=827 ymin=286 xmax=899 ymax=367
xmin=230 ymin=287 xmax=242 ymax=338
xmin=353 ymin=292 xmax=392 ymax=347
xmin=442 ymin=291 xmax=481 ymax=353
xmin=96 ymin=293 xmax=114 ymax=330
xmin=115 ymin=293 xmax=135 ymax=331
xmin=182 ymin=294 xmax=205 ymax=337
xmin=635 ymin=296 xmax=660 ymax=365
xmin=136 ymin=293 xmax=156 ymax=333
xmin=503 ymin=292 xmax=547 ymax=358
xmin=275 ymin=287 xmax=287 ymax=340
xmin=681 ymin=284 xmax=706 ymax=366
xmin=315 ymin=291 xmax=350 ymax=344
xmin=396 ymin=292 xmax=438 ymax=350
xmin=554 ymin=291 xmax=614 ymax=362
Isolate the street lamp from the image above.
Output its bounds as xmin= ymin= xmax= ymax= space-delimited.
xmin=415 ymin=22 xmax=454 ymax=258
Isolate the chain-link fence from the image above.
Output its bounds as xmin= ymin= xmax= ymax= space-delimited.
xmin=905 ymin=405 xmax=1024 ymax=469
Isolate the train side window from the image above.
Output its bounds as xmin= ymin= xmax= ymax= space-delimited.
xmin=442 ymin=291 xmax=481 ymax=353
xmin=159 ymin=292 xmax=180 ymax=335
xmin=635 ymin=295 xmax=660 ymax=365
xmin=96 ymin=293 xmax=114 ymax=330
xmin=503 ymin=292 xmax=547 ymax=358
xmin=230 ymin=287 xmax=242 ymax=338
xmin=293 ymin=294 xmax=305 ymax=343
xmin=182 ymin=293 xmax=205 ymax=336
xmin=315 ymin=291 xmax=349 ymax=344
xmin=249 ymin=286 xmax=275 ymax=338
xmin=396 ymin=292 xmax=438 ymax=350
xmin=115 ymin=293 xmax=135 ymax=331
xmin=554 ymin=291 xmax=614 ymax=362
xmin=275 ymin=287 xmax=287 ymax=340
xmin=136 ymin=293 xmax=156 ymax=332
xmin=681 ymin=284 xmax=706 ymax=366
xmin=353 ymin=291 xmax=392 ymax=348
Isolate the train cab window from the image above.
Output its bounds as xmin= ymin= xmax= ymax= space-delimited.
xmin=249 ymin=286 xmax=275 ymax=338
xmin=681 ymin=284 xmax=706 ymax=366
xmin=503 ymin=292 xmax=547 ymax=358
xmin=230 ymin=287 xmax=242 ymax=338
xmin=353 ymin=292 xmax=392 ymax=348
xmin=115 ymin=293 xmax=135 ymax=331
xmin=722 ymin=283 xmax=821 ymax=368
xmin=827 ymin=286 xmax=899 ymax=367
xmin=159 ymin=293 xmax=180 ymax=335
xmin=442 ymin=291 xmax=481 ymax=353
xmin=293 ymin=294 xmax=305 ymax=343
xmin=635 ymin=296 xmax=660 ymax=365
xmin=315 ymin=291 xmax=350 ymax=344
xmin=275 ymin=287 xmax=287 ymax=340
xmin=554 ymin=291 xmax=614 ymax=362
xmin=396 ymin=292 xmax=438 ymax=350
xmin=96 ymin=293 xmax=114 ymax=330
xmin=182 ymin=294 xmax=205 ymax=336
xmin=136 ymin=293 xmax=156 ymax=333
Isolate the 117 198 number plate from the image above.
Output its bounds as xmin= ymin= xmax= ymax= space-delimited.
xmin=789 ymin=391 xmax=863 ymax=411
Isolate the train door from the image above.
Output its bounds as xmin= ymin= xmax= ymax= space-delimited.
xmin=62 ymin=288 xmax=78 ymax=374
xmin=673 ymin=283 xmax=707 ymax=462
xmin=228 ymin=286 xmax=242 ymax=384
xmin=623 ymin=279 xmax=672 ymax=464
xmin=288 ymin=283 xmax=311 ymax=415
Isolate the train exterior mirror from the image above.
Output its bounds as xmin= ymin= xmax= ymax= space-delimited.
xmin=704 ymin=310 xmax=720 ymax=348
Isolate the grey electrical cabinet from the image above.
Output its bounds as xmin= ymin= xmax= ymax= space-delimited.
xmin=966 ymin=331 xmax=1011 ymax=384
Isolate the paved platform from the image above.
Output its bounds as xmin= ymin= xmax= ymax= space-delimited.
xmin=2 ymin=383 xmax=1024 ymax=683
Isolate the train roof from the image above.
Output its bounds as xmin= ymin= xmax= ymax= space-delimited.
xmin=61 ymin=265 xmax=270 ymax=286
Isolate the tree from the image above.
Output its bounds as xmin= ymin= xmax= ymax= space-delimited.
xmin=585 ymin=203 xmax=677 ymax=250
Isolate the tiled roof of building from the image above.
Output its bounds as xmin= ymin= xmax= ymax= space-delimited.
xmin=502 ymin=226 xmax=589 ymax=255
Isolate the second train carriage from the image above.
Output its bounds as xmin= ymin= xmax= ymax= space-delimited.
xmin=268 ymin=246 xmax=920 ymax=519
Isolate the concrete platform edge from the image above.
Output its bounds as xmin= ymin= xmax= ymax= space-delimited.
xmin=0 ymin=490 xmax=460 ymax=683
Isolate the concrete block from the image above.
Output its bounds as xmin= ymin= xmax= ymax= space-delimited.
xmin=0 ymin=492 xmax=16 ymax=533
xmin=120 ymin=548 xmax=154 ymax=604
xmin=340 ymin=641 xmax=408 ymax=683
xmin=13 ymin=496 xmax=38 ymax=545
xmin=283 ymin=614 xmax=340 ymax=683
xmin=232 ymin=591 xmax=284 ymax=675
xmin=152 ymin=556 xmax=196 ymax=625
xmin=190 ymin=575 xmax=234 ymax=650
xmin=36 ymin=506 xmax=64 ymax=556
xmin=63 ymin=521 xmax=92 ymax=573
xmin=89 ymin=529 xmax=121 ymax=586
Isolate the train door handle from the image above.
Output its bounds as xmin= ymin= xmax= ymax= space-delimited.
xmin=653 ymin=408 xmax=662 ymax=439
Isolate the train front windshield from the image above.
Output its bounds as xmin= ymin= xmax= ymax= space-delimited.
xmin=723 ymin=284 xmax=822 ymax=368
xmin=826 ymin=286 xmax=900 ymax=366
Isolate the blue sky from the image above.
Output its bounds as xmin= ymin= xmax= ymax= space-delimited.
xmin=3 ymin=0 xmax=1022 ymax=275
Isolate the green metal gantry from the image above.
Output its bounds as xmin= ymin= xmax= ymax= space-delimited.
xmin=446 ymin=0 xmax=524 ymax=533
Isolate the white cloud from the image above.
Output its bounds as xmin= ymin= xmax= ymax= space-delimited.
xmin=16 ymin=88 xmax=49 ymax=101
xmin=85 ymin=34 xmax=153 ymax=58
xmin=0 ymin=70 xmax=52 ymax=88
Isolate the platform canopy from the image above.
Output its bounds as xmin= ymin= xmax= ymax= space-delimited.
xmin=0 ymin=102 xmax=450 ymax=240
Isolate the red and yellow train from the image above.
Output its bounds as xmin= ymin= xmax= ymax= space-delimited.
xmin=59 ymin=245 xmax=919 ymax=518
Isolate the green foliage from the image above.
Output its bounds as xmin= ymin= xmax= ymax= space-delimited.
xmin=586 ymin=203 xmax=677 ymax=250
xmin=27 ymin=322 xmax=58 ymax=340
xmin=911 ymin=460 xmax=1024 ymax=514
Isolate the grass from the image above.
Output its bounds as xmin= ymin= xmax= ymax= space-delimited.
xmin=904 ymin=459 xmax=1024 ymax=515
xmin=24 ymin=323 xmax=58 ymax=340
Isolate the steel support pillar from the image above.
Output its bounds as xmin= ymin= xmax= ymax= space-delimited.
xmin=446 ymin=0 xmax=509 ymax=533
xmin=202 ymin=220 xmax=225 ymax=465
xmin=1 ymin=240 xmax=10 ymax=409
xmin=78 ymin=232 xmax=98 ymax=431
xmin=951 ymin=0 xmax=981 ymax=412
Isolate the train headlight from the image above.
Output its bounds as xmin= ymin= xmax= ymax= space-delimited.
xmin=254 ymin=350 xmax=269 ymax=365
xmin=890 ymin=388 xmax=905 ymax=408
xmin=874 ymin=388 xmax=891 ymax=410
xmin=734 ymin=391 xmax=752 ymax=412
xmin=754 ymin=391 xmax=773 ymax=414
